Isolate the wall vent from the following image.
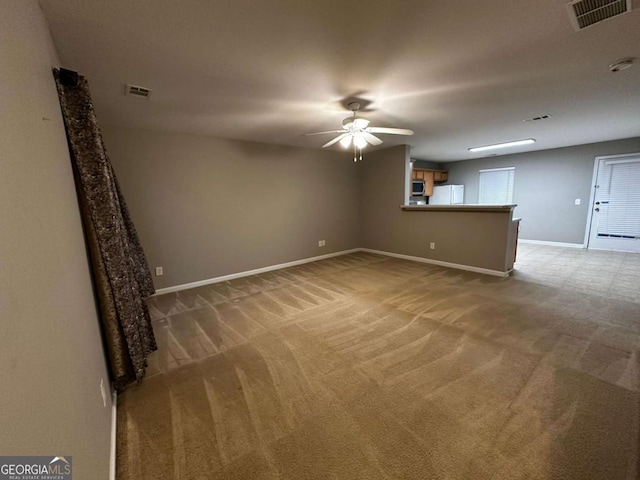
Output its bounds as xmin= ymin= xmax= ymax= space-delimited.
xmin=125 ymin=84 xmax=151 ymax=98
xmin=567 ymin=0 xmax=632 ymax=30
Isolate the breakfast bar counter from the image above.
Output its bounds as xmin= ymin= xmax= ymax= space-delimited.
xmin=401 ymin=204 xmax=516 ymax=213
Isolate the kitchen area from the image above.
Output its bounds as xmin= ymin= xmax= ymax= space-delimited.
xmin=409 ymin=161 xmax=464 ymax=205
xmin=404 ymin=158 xmax=520 ymax=273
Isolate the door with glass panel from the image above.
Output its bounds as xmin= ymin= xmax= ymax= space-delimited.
xmin=587 ymin=154 xmax=640 ymax=252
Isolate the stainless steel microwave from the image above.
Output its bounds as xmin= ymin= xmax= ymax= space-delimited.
xmin=412 ymin=180 xmax=426 ymax=196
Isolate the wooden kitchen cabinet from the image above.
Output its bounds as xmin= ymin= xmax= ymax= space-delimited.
xmin=411 ymin=169 xmax=448 ymax=196
xmin=434 ymin=171 xmax=448 ymax=182
xmin=423 ymin=171 xmax=434 ymax=196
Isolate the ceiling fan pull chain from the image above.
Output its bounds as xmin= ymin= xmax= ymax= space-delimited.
xmin=359 ymin=148 xmax=363 ymax=161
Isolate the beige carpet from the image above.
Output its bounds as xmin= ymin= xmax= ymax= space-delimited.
xmin=117 ymin=252 xmax=640 ymax=479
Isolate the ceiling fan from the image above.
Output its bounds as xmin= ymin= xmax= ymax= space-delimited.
xmin=304 ymin=102 xmax=414 ymax=161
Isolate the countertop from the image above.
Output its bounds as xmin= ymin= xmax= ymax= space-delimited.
xmin=401 ymin=204 xmax=517 ymax=212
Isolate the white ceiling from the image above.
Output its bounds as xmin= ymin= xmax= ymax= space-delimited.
xmin=39 ymin=0 xmax=640 ymax=162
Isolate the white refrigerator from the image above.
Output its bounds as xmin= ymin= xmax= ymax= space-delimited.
xmin=430 ymin=185 xmax=464 ymax=205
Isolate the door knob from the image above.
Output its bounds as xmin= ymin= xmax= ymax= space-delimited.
xmin=595 ymin=207 xmax=600 ymax=212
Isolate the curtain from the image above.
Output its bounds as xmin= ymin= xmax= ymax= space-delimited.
xmin=53 ymin=68 xmax=156 ymax=391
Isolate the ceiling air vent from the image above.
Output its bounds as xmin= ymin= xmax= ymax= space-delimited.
xmin=567 ymin=0 xmax=632 ymax=30
xmin=524 ymin=114 xmax=551 ymax=122
xmin=125 ymin=84 xmax=151 ymax=98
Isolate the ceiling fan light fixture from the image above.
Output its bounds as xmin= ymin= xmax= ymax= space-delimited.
xmin=340 ymin=135 xmax=352 ymax=148
xmin=306 ymin=100 xmax=413 ymax=154
xmin=353 ymin=133 xmax=367 ymax=149
xmin=468 ymin=138 xmax=535 ymax=152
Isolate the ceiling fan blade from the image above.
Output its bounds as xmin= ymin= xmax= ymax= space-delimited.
xmin=368 ymin=127 xmax=414 ymax=136
xmin=361 ymin=131 xmax=383 ymax=145
xmin=303 ymin=130 xmax=347 ymax=136
xmin=322 ymin=133 xmax=349 ymax=148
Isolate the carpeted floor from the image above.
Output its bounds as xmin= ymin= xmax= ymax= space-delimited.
xmin=117 ymin=251 xmax=640 ymax=479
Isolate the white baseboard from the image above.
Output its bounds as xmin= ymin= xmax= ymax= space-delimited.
xmin=519 ymin=239 xmax=585 ymax=248
xmin=154 ymin=248 xmax=361 ymax=295
xmin=110 ymin=391 xmax=117 ymax=480
xmin=154 ymin=245 xmax=513 ymax=296
xmin=360 ymin=248 xmax=509 ymax=278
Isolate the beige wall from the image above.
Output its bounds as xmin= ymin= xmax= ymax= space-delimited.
xmin=361 ymin=145 xmax=513 ymax=273
xmin=0 ymin=1 xmax=112 ymax=478
xmin=102 ymin=126 xmax=361 ymax=289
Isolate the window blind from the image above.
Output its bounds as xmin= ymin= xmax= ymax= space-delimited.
xmin=478 ymin=167 xmax=515 ymax=204
xmin=596 ymin=160 xmax=640 ymax=238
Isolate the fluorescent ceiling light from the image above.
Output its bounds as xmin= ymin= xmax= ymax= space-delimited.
xmin=468 ymin=138 xmax=535 ymax=152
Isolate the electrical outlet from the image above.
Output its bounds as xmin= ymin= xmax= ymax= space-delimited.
xmin=318 ymin=240 xmax=326 ymax=247
xmin=155 ymin=266 xmax=163 ymax=276
xmin=429 ymin=242 xmax=436 ymax=250
xmin=100 ymin=378 xmax=107 ymax=408
xmin=575 ymin=199 xmax=581 ymax=205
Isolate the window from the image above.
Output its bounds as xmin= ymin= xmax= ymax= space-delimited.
xmin=478 ymin=167 xmax=515 ymax=204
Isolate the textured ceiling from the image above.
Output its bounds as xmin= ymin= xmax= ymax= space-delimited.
xmin=39 ymin=0 xmax=640 ymax=161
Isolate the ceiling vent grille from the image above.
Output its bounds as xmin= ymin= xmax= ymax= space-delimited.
xmin=524 ymin=114 xmax=551 ymax=122
xmin=125 ymin=84 xmax=151 ymax=98
xmin=567 ymin=0 xmax=632 ymax=30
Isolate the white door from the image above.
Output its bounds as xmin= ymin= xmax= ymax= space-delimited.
xmin=587 ymin=154 xmax=640 ymax=252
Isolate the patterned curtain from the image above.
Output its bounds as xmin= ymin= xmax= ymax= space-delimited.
xmin=53 ymin=68 xmax=156 ymax=391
